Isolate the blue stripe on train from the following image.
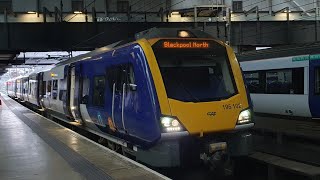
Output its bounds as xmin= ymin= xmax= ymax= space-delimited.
xmin=309 ymin=59 xmax=320 ymax=118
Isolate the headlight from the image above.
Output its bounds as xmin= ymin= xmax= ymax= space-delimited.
xmin=160 ymin=116 xmax=182 ymax=132
xmin=237 ymin=109 xmax=251 ymax=124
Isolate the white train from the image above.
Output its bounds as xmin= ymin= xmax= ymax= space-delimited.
xmin=239 ymin=51 xmax=320 ymax=120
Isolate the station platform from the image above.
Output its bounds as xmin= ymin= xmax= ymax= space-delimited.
xmin=0 ymin=94 xmax=169 ymax=180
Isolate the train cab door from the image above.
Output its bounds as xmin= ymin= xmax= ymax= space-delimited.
xmin=69 ymin=65 xmax=84 ymax=124
xmin=108 ymin=64 xmax=137 ymax=134
xmin=309 ymin=60 xmax=320 ymax=118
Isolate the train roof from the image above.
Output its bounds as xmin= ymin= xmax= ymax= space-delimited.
xmin=237 ymin=41 xmax=320 ymax=61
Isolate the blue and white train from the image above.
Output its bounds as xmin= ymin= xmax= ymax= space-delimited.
xmin=7 ymin=28 xmax=254 ymax=167
xmin=240 ymin=51 xmax=320 ymax=120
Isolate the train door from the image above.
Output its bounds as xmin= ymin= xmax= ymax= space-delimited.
xmin=37 ymin=73 xmax=44 ymax=108
xmin=42 ymin=80 xmax=52 ymax=109
xmin=79 ymin=75 xmax=90 ymax=125
xmin=69 ymin=65 xmax=84 ymax=124
xmin=107 ymin=64 xmax=137 ymax=134
xmin=309 ymin=60 xmax=320 ymax=118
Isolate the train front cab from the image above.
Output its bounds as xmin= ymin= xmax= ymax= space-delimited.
xmin=134 ymin=38 xmax=254 ymax=167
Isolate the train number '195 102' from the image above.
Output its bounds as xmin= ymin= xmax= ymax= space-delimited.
xmin=222 ymin=103 xmax=242 ymax=110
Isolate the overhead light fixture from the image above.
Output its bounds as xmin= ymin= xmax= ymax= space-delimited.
xmin=27 ymin=11 xmax=36 ymax=14
xmin=171 ymin=11 xmax=180 ymax=15
xmin=74 ymin=11 xmax=82 ymax=14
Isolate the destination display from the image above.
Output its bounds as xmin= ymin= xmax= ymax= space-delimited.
xmin=163 ymin=41 xmax=210 ymax=49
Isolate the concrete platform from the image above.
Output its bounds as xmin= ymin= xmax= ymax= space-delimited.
xmin=0 ymin=94 xmax=169 ymax=180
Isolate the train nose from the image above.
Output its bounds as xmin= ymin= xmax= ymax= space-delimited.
xmin=167 ymin=97 xmax=247 ymax=135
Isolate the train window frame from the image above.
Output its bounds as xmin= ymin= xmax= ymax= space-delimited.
xmin=106 ymin=63 xmax=136 ymax=93
xmin=244 ymin=67 xmax=304 ymax=95
xmin=152 ymin=42 xmax=238 ymax=102
xmin=244 ymin=71 xmax=265 ymax=94
xmin=315 ymin=67 xmax=320 ymax=95
xmin=93 ymin=75 xmax=106 ymax=107
xmin=52 ymin=80 xmax=58 ymax=100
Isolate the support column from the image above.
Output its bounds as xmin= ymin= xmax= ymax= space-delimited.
xmin=37 ymin=0 xmax=40 ymax=17
xmin=268 ymin=0 xmax=272 ymax=15
xmin=316 ymin=7 xmax=319 ymax=41
xmin=60 ymin=0 xmax=63 ymax=22
xmin=43 ymin=7 xmax=47 ymax=23
xmin=194 ymin=7 xmax=198 ymax=27
xmin=227 ymin=8 xmax=231 ymax=45
xmin=4 ymin=8 xmax=8 ymax=23
xmin=104 ymin=0 xmax=109 ymax=16
xmin=256 ymin=6 xmax=260 ymax=44
xmin=286 ymin=7 xmax=290 ymax=44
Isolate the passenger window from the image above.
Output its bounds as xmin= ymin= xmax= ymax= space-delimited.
xmin=244 ymin=71 xmax=265 ymax=93
xmin=266 ymin=68 xmax=303 ymax=94
xmin=52 ymin=80 xmax=58 ymax=100
xmin=93 ymin=76 xmax=106 ymax=107
xmin=315 ymin=67 xmax=320 ymax=95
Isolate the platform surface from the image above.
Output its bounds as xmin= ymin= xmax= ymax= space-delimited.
xmin=0 ymin=94 xmax=168 ymax=180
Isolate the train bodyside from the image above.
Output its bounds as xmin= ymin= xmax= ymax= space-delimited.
xmin=6 ymin=35 xmax=254 ymax=167
xmin=6 ymin=78 xmax=16 ymax=97
xmin=27 ymin=73 xmax=41 ymax=107
xmin=240 ymin=55 xmax=320 ymax=119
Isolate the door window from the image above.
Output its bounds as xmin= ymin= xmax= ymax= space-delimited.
xmin=81 ymin=77 xmax=90 ymax=104
xmin=42 ymin=81 xmax=46 ymax=96
xmin=52 ymin=80 xmax=58 ymax=99
xmin=93 ymin=76 xmax=106 ymax=107
xmin=106 ymin=64 xmax=135 ymax=93
xmin=47 ymin=80 xmax=52 ymax=97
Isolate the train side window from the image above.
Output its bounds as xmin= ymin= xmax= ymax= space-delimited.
xmin=52 ymin=80 xmax=58 ymax=100
xmin=244 ymin=71 xmax=265 ymax=93
xmin=265 ymin=68 xmax=303 ymax=94
xmin=315 ymin=67 xmax=320 ymax=95
xmin=93 ymin=76 xmax=106 ymax=107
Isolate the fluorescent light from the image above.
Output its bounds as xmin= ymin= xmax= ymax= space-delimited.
xmin=27 ymin=11 xmax=36 ymax=14
xmin=74 ymin=11 xmax=82 ymax=14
